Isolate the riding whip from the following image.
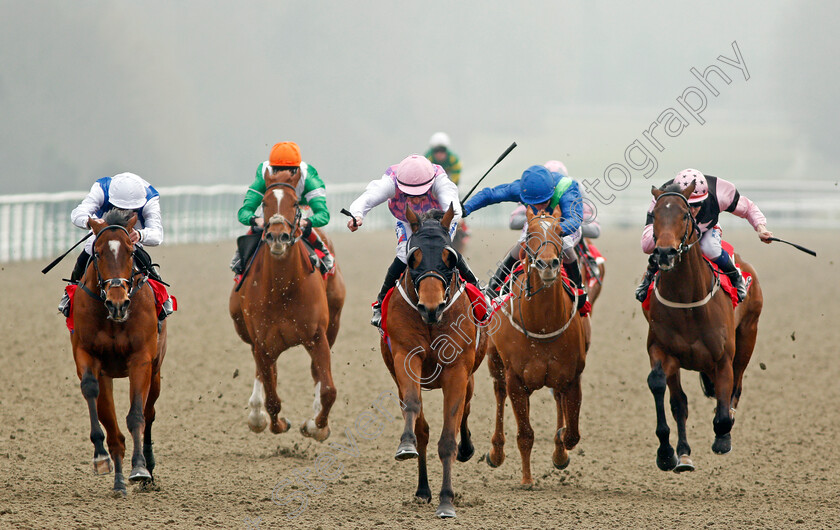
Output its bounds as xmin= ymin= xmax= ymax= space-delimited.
xmin=460 ymin=142 xmax=517 ymax=204
xmin=767 ymin=237 xmax=816 ymax=257
xmin=41 ymin=232 xmax=93 ymax=274
xmin=340 ymin=208 xmax=358 ymax=227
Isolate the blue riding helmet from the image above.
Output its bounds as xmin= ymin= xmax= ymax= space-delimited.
xmin=519 ymin=165 xmax=556 ymax=205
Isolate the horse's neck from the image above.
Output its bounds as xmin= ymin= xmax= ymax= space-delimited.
xmin=257 ymin=242 xmax=307 ymax=291
xmin=518 ymin=265 xmax=569 ymax=327
xmin=657 ymin=245 xmax=713 ymax=301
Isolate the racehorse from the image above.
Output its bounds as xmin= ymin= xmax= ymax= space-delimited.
xmin=643 ymin=182 xmax=763 ymax=471
xmin=379 ymin=206 xmax=487 ymax=519
xmin=485 ymin=207 xmax=589 ymax=485
xmin=230 ymin=168 xmax=346 ymax=441
xmin=69 ymin=209 xmax=167 ymax=495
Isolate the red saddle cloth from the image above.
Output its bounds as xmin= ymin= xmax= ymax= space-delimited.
xmin=641 ymin=241 xmax=751 ymax=310
xmin=496 ymin=263 xmax=591 ymax=317
xmin=64 ymin=280 xmax=176 ymax=332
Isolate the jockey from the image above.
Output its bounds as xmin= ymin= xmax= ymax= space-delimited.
xmin=57 ymin=172 xmax=170 ymax=317
xmin=635 ymin=168 xmax=773 ymax=303
xmin=425 ymin=132 xmax=462 ymax=186
xmin=464 ymin=164 xmax=586 ymax=302
xmin=347 ymin=154 xmax=482 ymax=327
xmin=231 ymin=141 xmax=334 ymax=274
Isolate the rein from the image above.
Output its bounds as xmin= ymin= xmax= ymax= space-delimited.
xmin=80 ymin=225 xmax=148 ymax=302
xmin=652 ymin=192 xmax=719 ymax=309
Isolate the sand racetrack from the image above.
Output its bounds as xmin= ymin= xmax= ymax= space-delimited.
xmin=1 ymin=228 xmax=838 ymax=529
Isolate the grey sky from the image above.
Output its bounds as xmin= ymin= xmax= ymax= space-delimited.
xmin=1 ymin=0 xmax=837 ymax=194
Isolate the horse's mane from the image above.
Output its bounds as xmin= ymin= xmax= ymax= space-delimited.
xmin=419 ymin=209 xmax=445 ymax=222
xmin=102 ymin=208 xmax=135 ymax=227
xmin=662 ymin=182 xmax=683 ymax=194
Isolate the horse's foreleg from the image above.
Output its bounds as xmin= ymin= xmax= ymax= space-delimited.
xmin=126 ymin=354 xmax=153 ymax=483
xmin=712 ymin=359 xmax=735 ymax=455
xmin=301 ymin=333 xmax=337 ymax=442
xmin=414 ymin=409 xmax=432 ymax=503
xmin=731 ymin=317 xmax=759 ymax=411
xmin=665 ymin=364 xmax=694 ymax=472
xmin=647 ymin=347 xmax=677 ymax=471
xmin=393 ymin=349 xmax=423 ymax=461
xmin=507 ymin=371 xmax=534 ymax=486
xmin=552 ymin=387 xmax=568 ymax=470
xmin=436 ymin=368 xmax=468 ymax=518
xmin=140 ymin=363 xmax=162 ymax=490
xmin=96 ymin=376 xmax=126 ymax=495
xmin=554 ymin=373 xmax=583 ymax=470
xmin=456 ymin=374 xmax=475 ymax=463
xmin=253 ymin=348 xmax=290 ymax=434
xmin=486 ymin=347 xmax=507 ymax=468
xmin=74 ymin=348 xmax=110 ymax=476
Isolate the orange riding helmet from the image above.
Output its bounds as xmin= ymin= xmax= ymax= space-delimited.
xmin=269 ymin=142 xmax=302 ymax=167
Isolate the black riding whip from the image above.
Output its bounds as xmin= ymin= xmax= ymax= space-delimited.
xmin=767 ymin=237 xmax=816 ymax=257
xmin=460 ymin=142 xmax=517 ymax=204
xmin=41 ymin=232 xmax=93 ymax=274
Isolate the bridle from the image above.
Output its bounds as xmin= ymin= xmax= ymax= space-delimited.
xmin=263 ymin=182 xmax=302 ymax=245
xmin=501 ymin=212 xmax=578 ymax=342
xmin=80 ymin=225 xmax=147 ymax=302
xmin=652 ymin=192 xmax=720 ymax=309
xmin=653 ymin=192 xmax=701 ymax=259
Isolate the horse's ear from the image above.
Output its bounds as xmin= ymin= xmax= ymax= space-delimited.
xmin=406 ymin=206 xmax=420 ymax=232
xmin=126 ymin=213 xmax=138 ymax=231
xmin=682 ymin=181 xmax=696 ymax=200
xmin=651 ymin=186 xmax=664 ymax=199
xmin=442 ymin=203 xmax=455 ymax=230
xmin=88 ymin=217 xmax=106 ymax=235
xmin=525 ymin=206 xmax=535 ymax=222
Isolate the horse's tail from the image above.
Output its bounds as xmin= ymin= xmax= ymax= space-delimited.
xmin=699 ymin=372 xmax=715 ymax=399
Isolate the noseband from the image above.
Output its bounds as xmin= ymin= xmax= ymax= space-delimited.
xmin=80 ymin=225 xmax=147 ymax=302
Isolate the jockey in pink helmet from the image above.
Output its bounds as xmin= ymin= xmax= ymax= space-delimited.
xmin=635 ymin=169 xmax=773 ymax=302
xmin=346 ymin=154 xmax=481 ymax=327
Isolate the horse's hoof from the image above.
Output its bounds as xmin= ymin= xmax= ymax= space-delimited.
xmin=248 ymin=410 xmax=269 ymax=433
xmin=395 ymin=442 xmax=419 ymax=461
xmin=656 ymin=450 xmax=678 ymax=471
xmin=456 ymin=443 xmax=475 ymax=463
xmin=128 ymin=466 xmax=151 ymax=482
xmin=712 ymin=434 xmax=732 ymax=455
xmin=137 ymin=478 xmax=160 ymax=492
xmin=300 ymin=419 xmax=330 ymax=442
xmin=483 ymin=452 xmax=502 ymax=468
xmin=111 ymin=487 xmax=127 ymax=499
xmin=270 ymin=417 xmax=291 ymax=434
xmin=414 ymin=490 xmax=432 ymax=504
xmin=93 ymin=455 xmax=113 ymax=475
xmin=435 ymin=501 xmax=456 ymax=519
xmin=673 ymin=454 xmax=695 ymax=473
xmin=553 ymin=454 xmax=570 ymax=470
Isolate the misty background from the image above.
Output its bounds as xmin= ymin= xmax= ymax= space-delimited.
xmin=1 ymin=0 xmax=838 ymax=199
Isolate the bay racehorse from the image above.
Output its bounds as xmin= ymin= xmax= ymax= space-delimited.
xmin=485 ymin=207 xmax=589 ymax=485
xmin=644 ymin=182 xmax=762 ymax=471
xmin=379 ymin=206 xmax=487 ymax=518
xmin=230 ymin=168 xmax=345 ymax=441
xmin=69 ymin=209 xmax=167 ymax=495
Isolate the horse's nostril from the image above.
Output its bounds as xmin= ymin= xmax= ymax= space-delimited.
xmin=551 ymin=258 xmax=561 ymax=269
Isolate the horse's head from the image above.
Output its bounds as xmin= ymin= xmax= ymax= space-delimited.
xmin=650 ymin=182 xmax=698 ymax=271
xmin=524 ymin=206 xmax=565 ymax=287
xmin=89 ymin=209 xmax=137 ymax=322
xmin=261 ymin=167 xmax=302 ymax=259
xmin=405 ymin=204 xmax=458 ymax=324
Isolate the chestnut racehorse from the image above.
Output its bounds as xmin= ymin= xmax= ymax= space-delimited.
xmin=69 ymin=209 xmax=167 ymax=495
xmin=643 ymin=182 xmax=762 ymax=471
xmin=380 ymin=206 xmax=487 ymax=519
xmin=230 ymin=169 xmax=345 ymax=441
xmin=485 ymin=207 xmax=589 ymax=485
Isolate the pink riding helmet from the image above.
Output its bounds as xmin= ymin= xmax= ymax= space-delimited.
xmin=674 ymin=168 xmax=709 ymax=204
xmin=395 ymin=154 xmax=436 ymax=195
xmin=543 ymin=160 xmax=568 ymax=177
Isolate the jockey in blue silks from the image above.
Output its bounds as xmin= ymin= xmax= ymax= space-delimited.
xmin=462 ymin=164 xmax=586 ymax=303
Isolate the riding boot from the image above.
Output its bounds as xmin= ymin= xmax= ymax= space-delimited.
xmin=714 ymin=251 xmax=747 ymax=302
xmin=230 ymin=249 xmax=244 ymax=274
xmin=305 ymin=228 xmax=334 ymax=273
xmin=486 ymin=253 xmax=518 ymax=299
xmin=563 ymin=260 xmax=588 ymax=310
xmin=59 ymin=251 xmax=90 ymax=316
xmin=455 ymin=255 xmax=481 ymax=289
xmin=372 ymin=257 xmax=407 ymax=327
xmin=635 ymin=255 xmax=658 ymax=302
xmin=133 ymin=247 xmax=163 ymax=283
